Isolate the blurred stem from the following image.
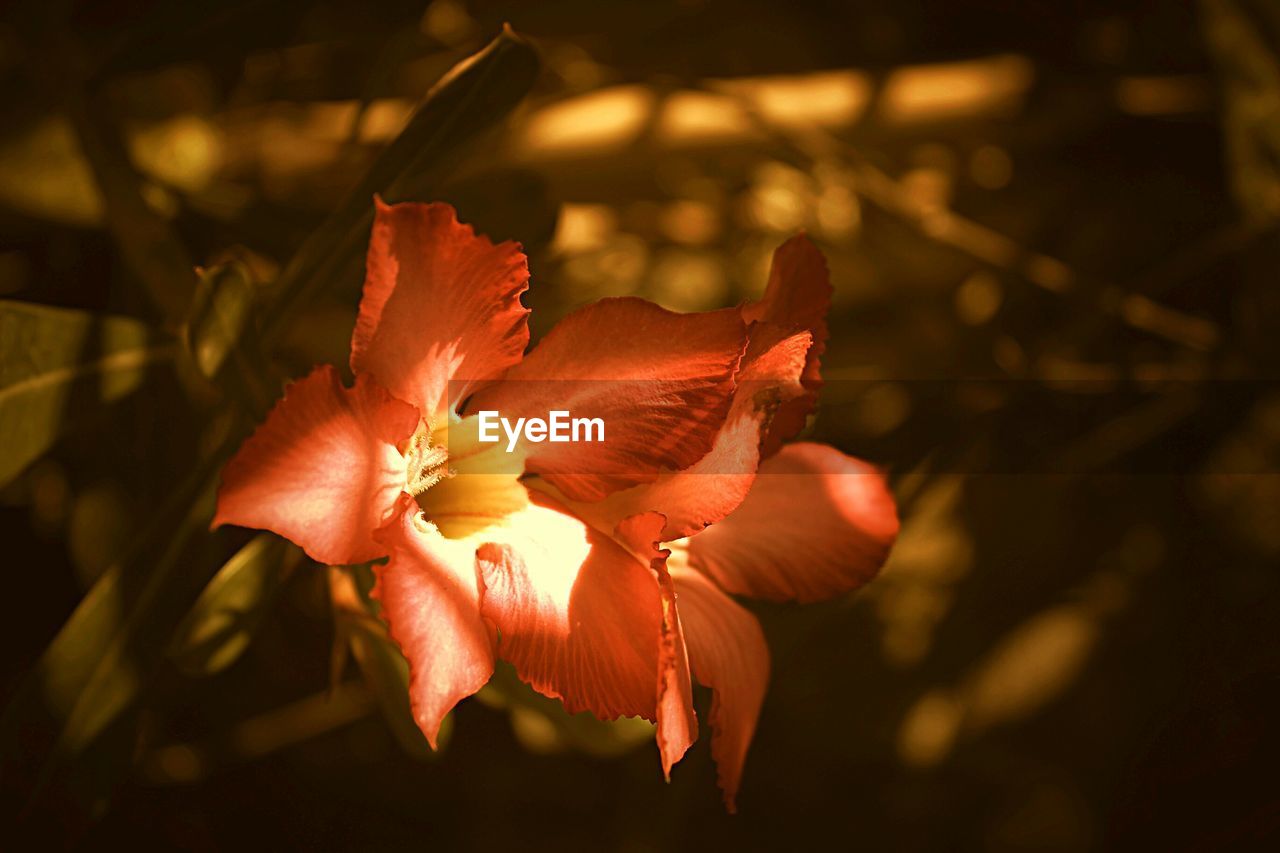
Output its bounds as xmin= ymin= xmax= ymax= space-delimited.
xmin=59 ymin=60 xmax=194 ymax=326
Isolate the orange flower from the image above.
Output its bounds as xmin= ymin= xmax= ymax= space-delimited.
xmin=213 ymin=199 xmax=898 ymax=810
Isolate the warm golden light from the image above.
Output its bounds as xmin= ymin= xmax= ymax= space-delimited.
xmin=657 ymin=90 xmax=755 ymax=144
xmin=522 ymin=85 xmax=655 ymax=154
xmin=715 ymin=70 xmax=872 ymax=128
xmin=878 ymin=55 xmax=1034 ymax=123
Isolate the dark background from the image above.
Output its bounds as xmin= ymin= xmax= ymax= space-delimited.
xmin=3 ymin=0 xmax=1280 ymax=849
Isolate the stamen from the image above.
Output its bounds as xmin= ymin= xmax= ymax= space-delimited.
xmin=405 ymin=426 xmax=452 ymax=497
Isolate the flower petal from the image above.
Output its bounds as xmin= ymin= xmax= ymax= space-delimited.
xmin=614 ymin=513 xmax=698 ymax=778
xmin=557 ymin=238 xmax=828 ymax=535
xmin=475 ymin=494 xmax=664 ymax=720
xmin=744 ymin=234 xmax=831 ymax=343
xmin=560 ymin=324 xmax=812 ymax=541
xmin=670 ymin=565 xmax=769 ymax=813
xmin=744 ymin=234 xmax=832 ymax=456
xmin=687 ymin=442 xmax=898 ymax=603
xmin=351 ymin=198 xmax=530 ymax=420
xmin=213 ymin=365 xmax=418 ymax=565
xmin=372 ymin=506 xmax=496 ymax=748
xmin=466 ymin=297 xmax=747 ymax=501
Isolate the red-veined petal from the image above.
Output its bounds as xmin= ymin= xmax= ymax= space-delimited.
xmin=687 ymin=442 xmax=898 ymax=603
xmin=560 ymin=324 xmax=811 ymax=541
xmin=350 ymin=198 xmax=530 ymax=420
xmin=475 ymin=494 xmax=664 ymax=720
xmin=213 ymin=365 xmax=418 ymax=565
xmin=466 ymin=297 xmax=747 ymax=501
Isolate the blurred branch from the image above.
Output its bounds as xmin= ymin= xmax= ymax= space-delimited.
xmin=1201 ymin=0 xmax=1280 ymax=224
xmin=730 ymin=103 xmax=1223 ymax=351
xmin=1048 ymin=390 xmax=1203 ymax=473
xmin=515 ymin=53 xmax=1223 ymax=351
xmin=1127 ymin=219 xmax=1277 ymax=298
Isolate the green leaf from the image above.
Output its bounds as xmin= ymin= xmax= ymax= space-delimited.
xmin=260 ymin=26 xmax=541 ymax=346
xmin=181 ymin=259 xmax=278 ymax=419
xmin=52 ymin=478 xmax=219 ymax=757
xmin=0 ymin=300 xmax=173 ymax=488
xmin=168 ymin=534 xmax=296 ymax=677
xmin=0 ymin=427 xmax=234 ymax=809
xmin=33 ymin=565 xmax=133 ymax=723
xmin=184 ymin=261 xmax=257 ymax=381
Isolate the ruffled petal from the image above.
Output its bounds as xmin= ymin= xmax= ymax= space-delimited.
xmin=474 ymin=494 xmax=664 ymax=720
xmin=213 ymin=365 xmax=418 ymax=565
xmin=687 ymin=442 xmax=898 ymax=603
xmin=744 ymin=234 xmax=832 ymax=456
xmin=350 ymin=198 xmax=530 ymax=420
xmin=744 ymin=234 xmax=831 ymax=344
xmin=559 ymin=323 xmax=811 ymax=541
xmin=669 ymin=566 xmax=769 ymax=813
xmin=613 ymin=513 xmax=698 ymax=778
xmin=466 ymin=297 xmax=747 ymax=501
xmin=371 ymin=505 xmax=496 ymax=747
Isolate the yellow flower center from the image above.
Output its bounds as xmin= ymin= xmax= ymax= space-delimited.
xmin=411 ymin=414 xmax=532 ymax=539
